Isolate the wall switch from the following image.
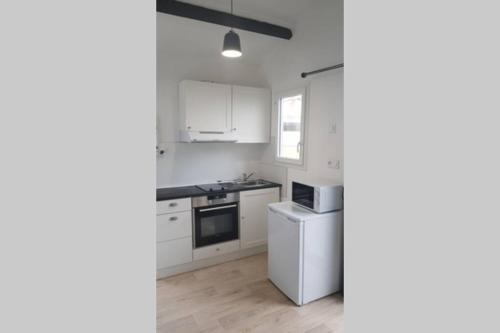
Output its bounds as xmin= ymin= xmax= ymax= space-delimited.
xmin=329 ymin=122 xmax=337 ymax=134
xmin=156 ymin=144 xmax=167 ymax=157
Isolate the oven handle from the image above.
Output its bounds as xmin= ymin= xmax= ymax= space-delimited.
xmin=198 ymin=204 xmax=237 ymax=212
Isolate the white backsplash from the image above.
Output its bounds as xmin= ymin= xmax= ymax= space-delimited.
xmin=156 ymin=143 xmax=266 ymax=188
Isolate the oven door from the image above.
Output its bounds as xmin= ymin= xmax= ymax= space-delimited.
xmin=194 ymin=203 xmax=239 ymax=248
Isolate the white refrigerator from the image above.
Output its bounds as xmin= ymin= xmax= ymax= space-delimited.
xmin=267 ymin=201 xmax=343 ymax=306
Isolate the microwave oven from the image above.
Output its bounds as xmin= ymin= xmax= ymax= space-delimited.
xmin=292 ymin=180 xmax=343 ymax=213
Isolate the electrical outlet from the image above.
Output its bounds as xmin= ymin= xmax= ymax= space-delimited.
xmin=328 ymin=159 xmax=341 ymax=169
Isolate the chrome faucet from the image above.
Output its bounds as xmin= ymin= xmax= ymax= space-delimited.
xmin=241 ymin=172 xmax=255 ymax=182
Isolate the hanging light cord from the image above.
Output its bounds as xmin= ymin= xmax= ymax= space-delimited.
xmin=230 ymin=0 xmax=234 ymax=30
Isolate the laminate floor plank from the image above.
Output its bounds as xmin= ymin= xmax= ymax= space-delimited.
xmin=157 ymin=252 xmax=344 ymax=333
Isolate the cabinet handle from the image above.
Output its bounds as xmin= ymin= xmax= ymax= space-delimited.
xmin=169 ymin=202 xmax=178 ymax=207
xmin=199 ymin=131 xmax=224 ymax=134
xmin=169 ymin=216 xmax=178 ymax=221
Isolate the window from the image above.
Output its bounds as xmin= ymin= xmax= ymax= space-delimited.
xmin=276 ymin=88 xmax=306 ymax=165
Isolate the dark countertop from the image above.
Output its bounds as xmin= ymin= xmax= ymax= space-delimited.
xmin=157 ymin=181 xmax=282 ymax=201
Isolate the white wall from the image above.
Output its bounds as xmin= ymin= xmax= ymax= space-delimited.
xmin=300 ymin=71 xmax=344 ymax=181
xmin=156 ymin=0 xmax=343 ymax=191
xmin=261 ymin=0 xmax=343 ymax=91
xmin=157 ymin=143 xmax=265 ymax=186
xmin=156 ymin=14 xmax=270 ymax=187
xmin=260 ymin=0 xmax=344 ymax=198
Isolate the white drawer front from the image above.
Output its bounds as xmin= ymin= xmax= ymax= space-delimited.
xmin=157 ymin=198 xmax=191 ymax=215
xmin=156 ymin=211 xmax=192 ymax=242
xmin=193 ymin=240 xmax=240 ymax=261
xmin=157 ymin=237 xmax=193 ymax=269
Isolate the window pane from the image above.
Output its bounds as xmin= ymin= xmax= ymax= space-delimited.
xmin=278 ymin=94 xmax=302 ymax=160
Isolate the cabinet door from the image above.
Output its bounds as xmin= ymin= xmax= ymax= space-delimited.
xmin=157 ymin=237 xmax=193 ymax=270
xmin=180 ymin=80 xmax=232 ymax=132
xmin=267 ymin=207 xmax=302 ymax=305
xmin=240 ymin=187 xmax=280 ymax=248
xmin=232 ymin=85 xmax=271 ymax=143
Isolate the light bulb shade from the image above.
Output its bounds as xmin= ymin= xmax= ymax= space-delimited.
xmin=222 ymin=30 xmax=242 ymax=57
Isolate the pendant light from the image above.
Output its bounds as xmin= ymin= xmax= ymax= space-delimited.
xmin=222 ymin=0 xmax=242 ymax=58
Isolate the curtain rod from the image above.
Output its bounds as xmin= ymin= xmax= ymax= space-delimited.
xmin=301 ymin=63 xmax=344 ymax=78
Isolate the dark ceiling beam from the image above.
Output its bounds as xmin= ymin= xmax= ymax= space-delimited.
xmin=157 ymin=0 xmax=293 ymax=40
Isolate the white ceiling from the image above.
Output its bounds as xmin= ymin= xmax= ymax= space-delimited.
xmin=157 ymin=12 xmax=289 ymax=66
xmin=157 ymin=0 xmax=343 ymax=69
xmin=179 ymin=0 xmax=311 ymax=28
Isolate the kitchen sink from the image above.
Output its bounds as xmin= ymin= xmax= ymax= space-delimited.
xmin=234 ymin=179 xmax=270 ymax=187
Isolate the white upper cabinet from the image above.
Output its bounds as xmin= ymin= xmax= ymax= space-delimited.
xmin=178 ymin=80 xmax=270 ymax=143
xmin=232 ymin=85 xmax=271 ymax=143
xmin=179 ymin=80 xmax=232 ymax=133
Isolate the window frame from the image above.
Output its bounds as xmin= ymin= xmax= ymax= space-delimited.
xmin=274 ymin=87 xmax=307 ymax=166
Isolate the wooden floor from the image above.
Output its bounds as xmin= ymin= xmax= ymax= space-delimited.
xmin=157 ymin=253 xmax=344 ymax=333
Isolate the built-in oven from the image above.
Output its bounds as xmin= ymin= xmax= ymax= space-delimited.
xmin=192 ymin=192 xmax=239 ymax=248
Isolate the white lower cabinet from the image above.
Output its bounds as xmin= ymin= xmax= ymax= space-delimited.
xmin=156 ymin=186 xmax=281 ymax=277
xmin=240 ymin=187 xmax=280 ymax=249
xmin=156 ymin=199 xmax=193 ymax=270
xmin=157 ymin=237 xmax=193 ymax=269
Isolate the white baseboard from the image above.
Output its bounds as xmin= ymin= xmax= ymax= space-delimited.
xmin=157 ymin=245 xmax=267 ymax=280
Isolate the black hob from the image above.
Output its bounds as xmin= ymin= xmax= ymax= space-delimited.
xmin=196 ymin=182 xmax=235 ymax=192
